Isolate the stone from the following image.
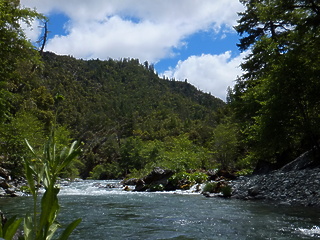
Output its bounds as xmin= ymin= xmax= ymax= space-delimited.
xmin=123 ymin=186 xmax=131 ymax=191
xmin=248 ymin=186 xmax=260 ymax=197
xmin=122 ymin=178 xmax=139 ymax=185
xmin=0 ymin=180 xmax=10 ymax=189
xmin=216 ymin=169 xmax=237 ymax=180
xmin=5 ymin=187 xmax=16 ymax=195
xmin=0 ymin=188 xmax=7 ymax=196
xmin=230 ymin=168 xmax=320 ymax=207
xmin=134 ymin=179 xmax=147 ymax=192
xmin=133 ymin=168 xmax=175 ymax=191
xmin=280 ymin=149 xmax=318 ymax=171
xmin=0 ymin=167 xmax=10 ymax=180
xmin=143 ymin=167 xmax=174 ymax=184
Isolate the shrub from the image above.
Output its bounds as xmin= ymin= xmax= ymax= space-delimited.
xmin=202 ymin=182 xmax=218 ymax=193
xmin=191 ymin=172 xmax=208 ymax=184
xmin=221 ymin=185 xmax=232 ymax=197
xmin=89 ymin=164 xmax=105 ymax=179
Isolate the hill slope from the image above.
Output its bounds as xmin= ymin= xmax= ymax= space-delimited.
xmin=38 ymin=52 xmax=226 ymax=178
xmin=1 ymin=52 xmax=226 ymax=179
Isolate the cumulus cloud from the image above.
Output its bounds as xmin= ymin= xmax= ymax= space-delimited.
xmin=20 ymin=18 xmax=42 ymax=43
xmin=20 ymin=0 xmax=243 ymax=62
xmin=46 ymin=16 xmax=183 ymax=61
xmin=20 ymin=0 xmax=246 ymax=100
xmin=162 ymin=51 xmax=248 ymax=101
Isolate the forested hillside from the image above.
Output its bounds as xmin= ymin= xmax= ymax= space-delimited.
xmin=2 ymin=0 xmax=319 ymax=182
xmin=38 ymin=52 xmax=226 ymax=178
xmin=1 ymin=39 xmax=227 ymax=179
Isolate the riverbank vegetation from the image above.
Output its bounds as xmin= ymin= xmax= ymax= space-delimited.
xmin=1 ymin=0 xmax=320 ymax=184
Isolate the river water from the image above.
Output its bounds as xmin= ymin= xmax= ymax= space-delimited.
xmin=1 ymin=180 xmax=320 ymax=239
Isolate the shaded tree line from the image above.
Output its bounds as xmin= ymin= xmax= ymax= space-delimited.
xmin=228 ymin=0 xmax=320 ymax=170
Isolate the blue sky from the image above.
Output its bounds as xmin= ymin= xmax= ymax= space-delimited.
xmin=21 ymin=0 xmax=247 ymax=101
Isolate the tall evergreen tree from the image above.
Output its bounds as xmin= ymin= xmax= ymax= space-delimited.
xmin=230 ymin=0 xmax=320 ymax=166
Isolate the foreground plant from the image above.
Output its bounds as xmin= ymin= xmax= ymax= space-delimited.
xmin=23 ymin=130 xmax=82 ymax=240
xmin=0 ymin=215 xmax=22 ymax=240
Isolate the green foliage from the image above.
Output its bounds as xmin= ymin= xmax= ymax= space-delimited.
xmin=169 ymin=171 xmax=208 ymax=190
xmin=89 ymin=162 xmax=122 ymax=180
xmin=221 ymin=185 xmax=232 ymax=198
xmin=169 ymin=172 xmax=194 ymax=186
xmin=126 ymin=168 xmax=152 ymax=180
xmin=0 ymin=215 xmax=23 ymax=240
xmin=119 ymin=134 xmax=214 ymax=177
xmin=230 ymin=0 xmax=320 ymax=167
xmin=202 ymin=181 xmax=232 ymax=196
xmin=0 ymin=111 xmax=46 ymax=177
xmin=35 ymin=52 xmax=224 ymax=178
xmin=156 ymin=134 xmax=212 ymax=172
xmin=202 ymin=182 xmax=218 ymax=193
xmin=89 ymin=164 xmax=105 ymax=179
xmin=23 ymin=128 xmax=82 ymax=240
xmin=210 ymin=117 xmax=239 ymax=170
xmin=0 ymin=0 xmax=227 ymax=180
xmin=149 ymin=183 xmax=164 ymax=192
xmin=191 ymin=172 xmax=208 ymax=184
xmin=0 ymin=0 xmax=55 ymax=180
xmin=235 ymin=168 xmax=253 ymax=176
xmin=0 ymin=0 xmax=44 ymax=122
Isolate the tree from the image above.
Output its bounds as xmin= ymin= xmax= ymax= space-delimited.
xmin=0 ymin=0 xmax=44 ymax=121
xmin=0 ymin=111 xmax=45 ymax=176
xmin=230 ymin=0 xmax=320 ymax=166
xmin=211 ymin=119 xmax=239 ymax=170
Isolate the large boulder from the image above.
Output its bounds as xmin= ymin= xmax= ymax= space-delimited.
xmin=134 ymin=179 xmax=147 ymax=192
xmin=134 ymin=168 xmax=174 ymax=191
xmin=143 ymin=167 xmax=174 ymax=185
xmin=122 ymin=178 xmax=139 ymax=186
xmin=280 ymin=149 xmax=318 ymax=172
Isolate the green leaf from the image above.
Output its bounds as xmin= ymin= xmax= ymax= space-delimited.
xmin=3 ymin=216 xmax=22 ymax=240
xmin=38 ymin=186 xmax=60 ymax=231
xmin=24 ymin=160 xmax=36 ymax=196
xmin=23 ymin=214 xmax=33 ymax=240
xmin=57 ymin=141 xmax=81 ymax=173
xmin=46 ymin=221 xmax=60 ymax=240
xmin=25 ymin=139 xmax=37 ymax=156
xmin=0 ymin=221 xmax=2 ymax=238
xmin=58 ymin=219 xmax=82 ymax=240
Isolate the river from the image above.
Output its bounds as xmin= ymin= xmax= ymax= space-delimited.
xmin=1 ymin=180 xmax=320 ymax=239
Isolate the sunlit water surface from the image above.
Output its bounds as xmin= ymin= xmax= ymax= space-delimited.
xmin=1 ymin=180 xmax=320 ymax=239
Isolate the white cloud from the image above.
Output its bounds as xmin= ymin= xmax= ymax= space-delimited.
xmin=20 ymin=0 xmax=244 ymax=62
xmin=20 ymin=18 xmax=42 ymax=43
xmin=162 ymin=51 xmax=248 ymax=101
xmin=20 ymin=0 xmax=246 ymax=100
xmin=46 ymin=16 xmax=183 ymax=62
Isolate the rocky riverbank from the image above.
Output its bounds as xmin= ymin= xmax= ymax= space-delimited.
xmin=230 ymin=168 xmax=320 ymax=207
xmin=0 ymin=167 xmax=28 ymax=197
xmin=123 ymin=163 xmax=320 ymax=207
xmin=229 ymin=149 xmax=320 ymax=207
xmin=2 ymin=148 xmax=320 ymax=208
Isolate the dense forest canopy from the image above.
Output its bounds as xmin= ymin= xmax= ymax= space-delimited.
xmin=230 ymin=0 xmax=320 ymax=169
xmin=38 ymin=52 xmax=226 ymax=178
xmin=0 ymin=0 xmax=229 ymax=179
xmin=1 ymin=0 xmax=319 ymax=180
